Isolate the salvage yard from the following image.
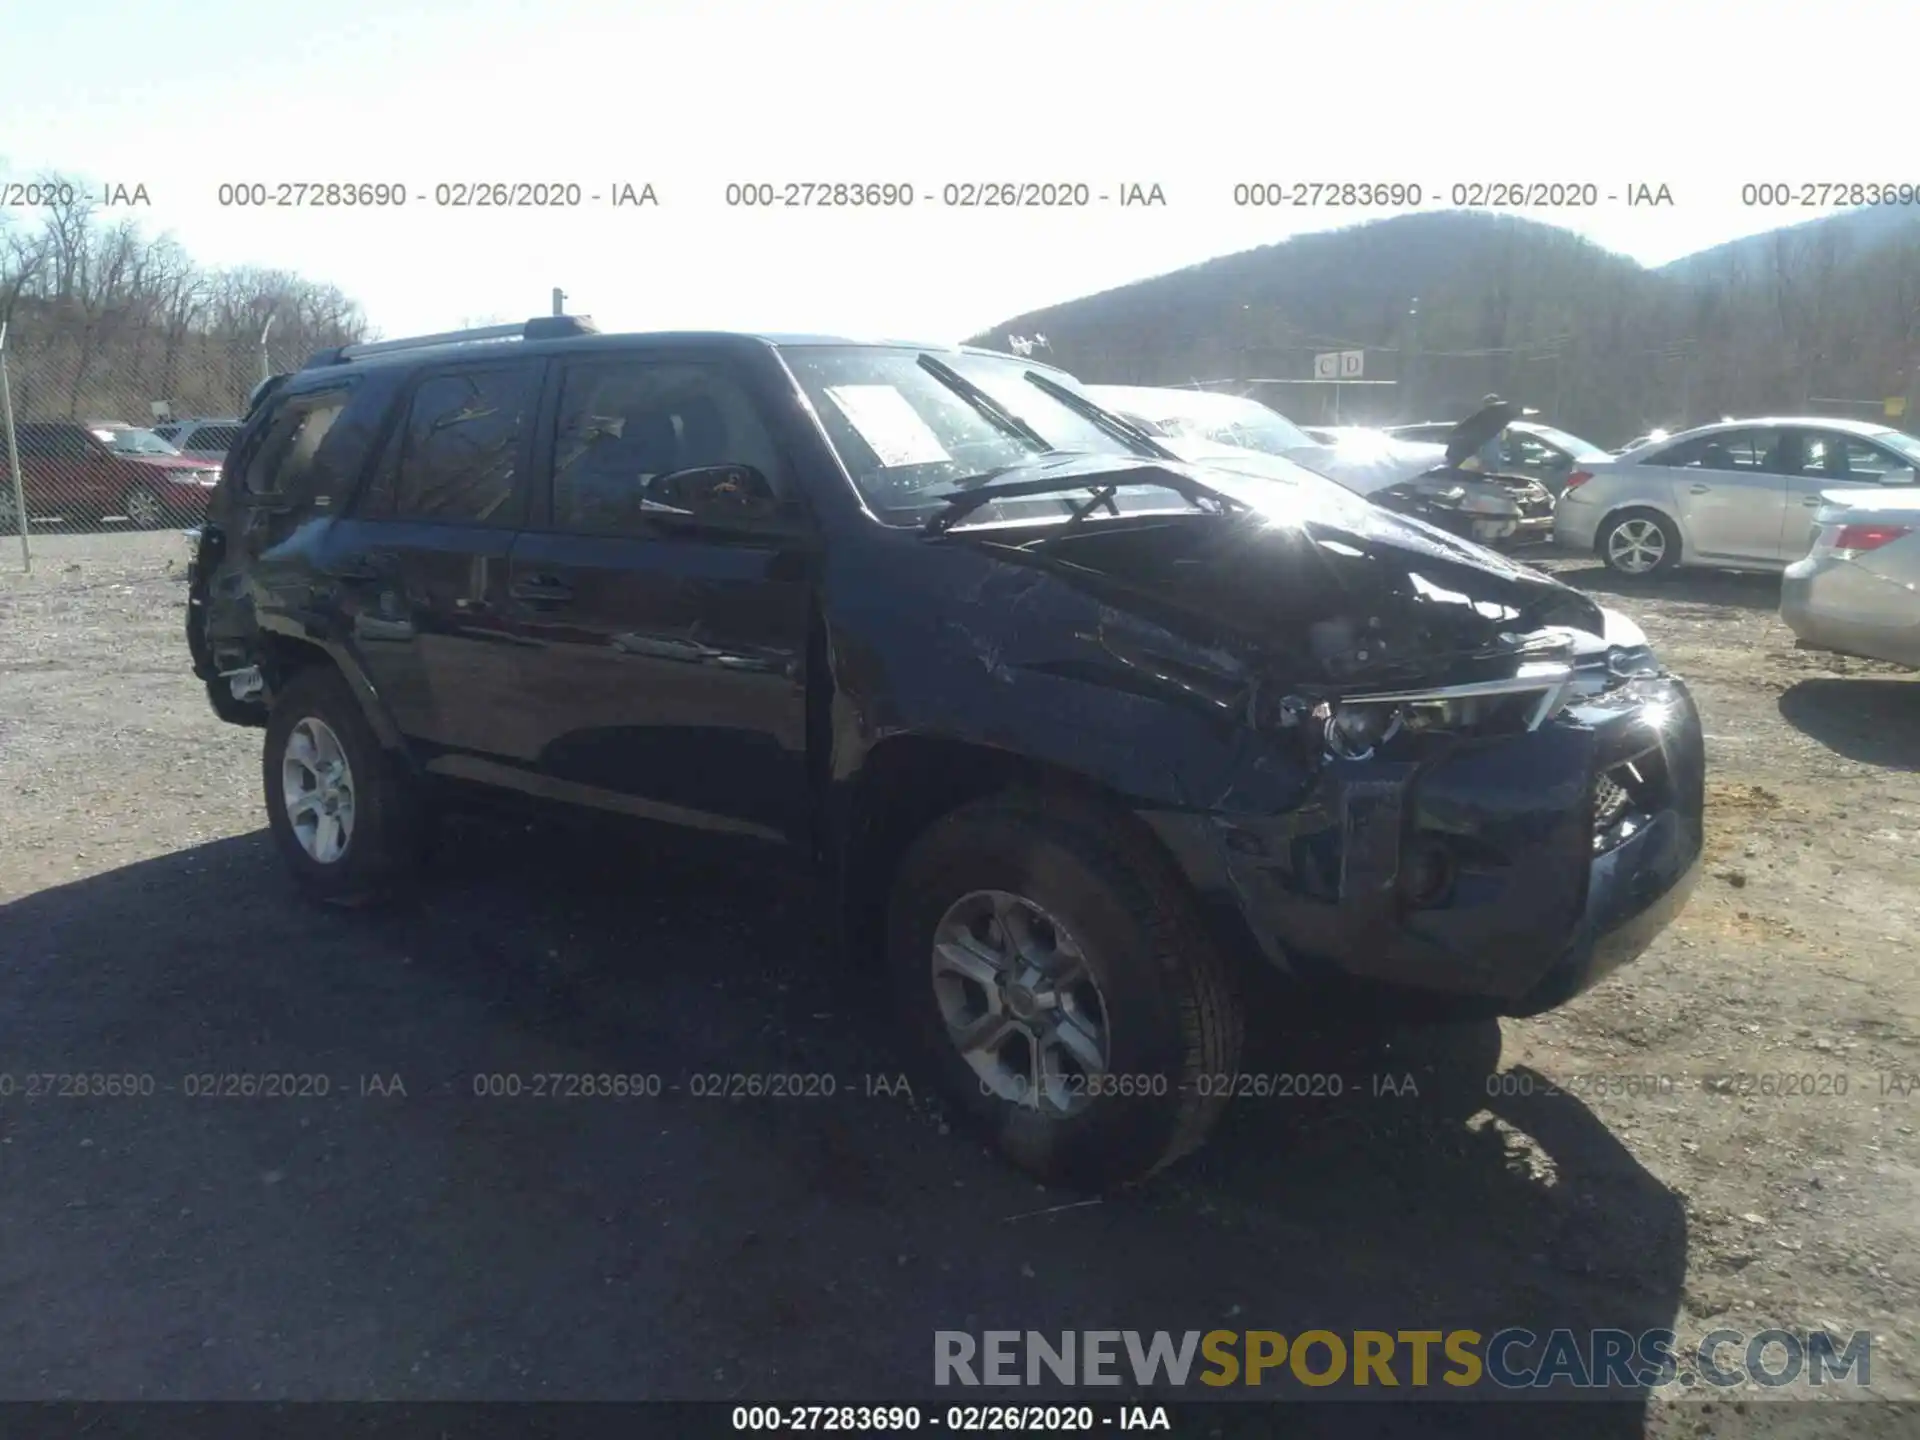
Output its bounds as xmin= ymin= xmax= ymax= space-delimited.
xmin=2 ymin=532 xmax=1918 ymax=1437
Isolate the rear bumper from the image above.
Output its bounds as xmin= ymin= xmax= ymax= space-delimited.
xmin=1144 ymin=676 xmax=1705 ymax=1014
xmin=1552 ymin=500 xmax=1601 ymax=552
xmin=1781 ymin=558 xmax=1920 ymax=670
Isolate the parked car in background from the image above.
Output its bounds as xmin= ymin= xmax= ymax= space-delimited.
xmin=187 ymin=317 xmax=1704 ymax=1189
xmin=1086 ymin=384 xmax=1554 ymax=546
xmin=1554 ymin=417 xmax=1920 ymax=576
xmin=153 ymin=417 xmax=245 ymax=465
xmin=1781 ymin=486 xmax=1920 ymax=668
xmin=1388 ymin=418 xmax=1613 ymax=496
xmin=0 ymin=420 xmax=222 ymax=530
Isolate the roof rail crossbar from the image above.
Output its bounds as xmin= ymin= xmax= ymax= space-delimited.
xmin=301 ymin=314 xmax=599 ymax=370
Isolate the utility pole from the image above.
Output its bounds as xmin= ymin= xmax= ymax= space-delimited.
xmin=552 ymin=288 xmax=566 ymax=317
xmin=1403 ymin=297 xmax=1420 ymax=420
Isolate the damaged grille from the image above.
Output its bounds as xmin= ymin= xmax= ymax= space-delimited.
xmin=1593 ymin=748 xmax=1671 ymax=853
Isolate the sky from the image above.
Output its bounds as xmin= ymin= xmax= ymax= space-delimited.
xmin=3 ymin=0 xmax=1914 ymax=344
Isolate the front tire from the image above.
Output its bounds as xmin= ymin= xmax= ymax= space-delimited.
xmin=886 ymin=790 xmax=1243 ymax=1190
xmin=1598 ymin=508 xmax=1680 ymax=576
xmin=123 ymin=484 xmax=166 ymax=530
xmin=263 ymin=666 xmax=425 ymax=906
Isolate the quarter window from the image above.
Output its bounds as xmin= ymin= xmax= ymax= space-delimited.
xmin=243 ymin=388 xmax=352 ymax=496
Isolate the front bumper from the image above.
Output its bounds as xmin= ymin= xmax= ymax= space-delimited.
xmin=1145 ymin=675 xmax=1705 ymax=1014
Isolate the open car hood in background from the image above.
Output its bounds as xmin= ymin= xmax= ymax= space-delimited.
xmin=1445 ymin=400 xmax=1525 ymax=467
xmin=1154 ymin=433 xmax=1449 ymax=497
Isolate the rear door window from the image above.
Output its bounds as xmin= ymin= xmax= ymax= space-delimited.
xmin=1648 ymin=429 xmax=1780 ymax=472
xmin=363 ymin=363 xmax=541 ymax=525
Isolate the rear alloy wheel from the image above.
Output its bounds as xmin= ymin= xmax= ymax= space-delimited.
xmin=1599 ymin=508 xmax=1679 ymax=576
xmin=123 ymin=485 xmax=166 ymax=530
xmin=263 ymin=666 xmax=427 ymax=906
xmin=888 ymin=790 xmax=1243 ymax=1190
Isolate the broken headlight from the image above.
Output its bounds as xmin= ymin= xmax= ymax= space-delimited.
xmin=1312 ymin=658 xmax=1576 ymax=761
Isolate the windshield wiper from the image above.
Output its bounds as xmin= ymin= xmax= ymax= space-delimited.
xmin=1022 ymin=371 xmax=1176 ymax=458
xmin=916 ymin=354 xmax=1053 ymax=452
xmin=921 ymin=469 xmax=1250 ymax=536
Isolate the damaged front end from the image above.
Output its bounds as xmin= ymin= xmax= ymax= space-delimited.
xmin=929 ymin=484 xmax=1705 ymax=1016
xmin=1369 ymin=470 xmax=1557 ymax=548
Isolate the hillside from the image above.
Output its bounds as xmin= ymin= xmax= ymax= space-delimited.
xmin=968 ymin=209 xmax=1920 ymax=446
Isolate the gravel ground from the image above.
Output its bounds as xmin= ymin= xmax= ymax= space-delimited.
xmin=2 ymin=531 xmax=1917 ymax=1437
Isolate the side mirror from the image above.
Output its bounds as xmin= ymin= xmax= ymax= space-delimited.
xmin=640 ymin=464 xmax=782 ymax=525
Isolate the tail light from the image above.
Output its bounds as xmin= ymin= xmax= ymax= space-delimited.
xmin=1831 ymin=523 xmax=1912 ymax=553
xmin=1563 ymin=470 xmax=1593 ymax=491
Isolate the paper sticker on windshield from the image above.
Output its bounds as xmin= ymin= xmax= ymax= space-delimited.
xmin=824 ymin=385 xmax=952 ymax=467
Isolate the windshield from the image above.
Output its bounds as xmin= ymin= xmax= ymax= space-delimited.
xmin=1520 ymin=423 xmax=1610 ymax=460
xmin=1085 ymin=386 xmax=1315 ymax=456
xmin=780 ymin=346 xmax=1149 ymax=521
xmin=94 ymin=426 xmax=181 ymax=456
xmin=1874 ymin=429 xmax=1920 ymax=466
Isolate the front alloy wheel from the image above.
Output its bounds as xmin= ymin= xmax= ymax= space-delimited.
xmin=124 ymin=486 xmax=165 ymax=529
xmin=931 ymin=889 xmax=1112 ymax=1118
xmin=280 ymin=716 xmax=356 ymax=864
xmin=887 ymin=790 xmax=1243 ymax=1190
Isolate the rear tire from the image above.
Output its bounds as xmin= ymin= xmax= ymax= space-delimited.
xmin=1597 ymin=507 xmax=1680 ymax=576
xmin=263 ymin=666 xmax=426 ymax=906
xmin=886 ymin=789 xmax=1243 ymax=1190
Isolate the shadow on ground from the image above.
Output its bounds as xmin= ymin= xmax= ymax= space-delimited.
xmin=1779 ymin=677 xmax=1920 ymax=770
xmin=1547 ymin=562 xmax=1784 ymax=614
xmin=0 ymin=816 xmax=1689 ymax=1435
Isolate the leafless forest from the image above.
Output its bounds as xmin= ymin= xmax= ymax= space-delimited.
xmin=5 ymin=170 xmax=1919 ymax=448
xmin=0 ymin=173 xmax=366 ymax=422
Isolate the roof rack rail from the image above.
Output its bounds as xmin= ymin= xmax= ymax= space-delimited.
xmin=301 ymin=313 xmax=600 ymax=370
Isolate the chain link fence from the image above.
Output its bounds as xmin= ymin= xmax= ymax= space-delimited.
xmin=1 ymin=328 xmax=303 ymax=569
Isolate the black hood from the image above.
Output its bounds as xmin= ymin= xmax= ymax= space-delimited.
xmin=1445 ymin=400 xmax=1524 ymax=466
xmin=934 ymin=454 xmax=1605 ymax=691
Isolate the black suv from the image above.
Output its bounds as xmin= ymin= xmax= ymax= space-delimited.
xmin=187 ymin=316 xmax=1705 ymax=1189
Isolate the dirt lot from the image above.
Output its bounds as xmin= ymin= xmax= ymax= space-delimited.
xmin=2 ymin=532 xmax=1917 ymax=1437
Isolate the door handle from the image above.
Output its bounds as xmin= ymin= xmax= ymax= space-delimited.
xmin=1689 ymin=484 xmax=1711 ymax=494
xmin=510 ymin=575 xmax=574 ymax=603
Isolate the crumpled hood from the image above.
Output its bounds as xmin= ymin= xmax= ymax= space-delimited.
xmin=940 ymin=453 xmax=1605 ymax=690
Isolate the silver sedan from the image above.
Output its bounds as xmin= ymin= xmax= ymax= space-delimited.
xmin=1781 ymin=487 xmax=1920 ymax=668
xmin=1553 ymin=417 xmax=1920 ymax=575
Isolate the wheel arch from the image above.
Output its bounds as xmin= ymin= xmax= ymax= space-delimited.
xmin=1593 ymin=501 xmax=1687 ymax=567
xmin=831 ymin=732 xmax=1203 ymax=970
xmin=253 ymin=621 xmax=411 ymax=758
